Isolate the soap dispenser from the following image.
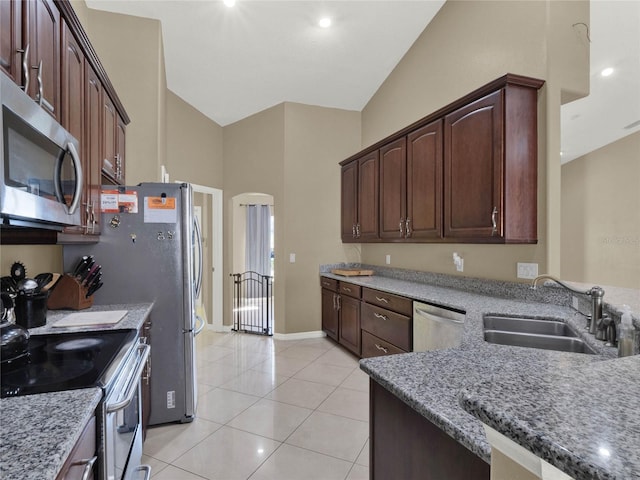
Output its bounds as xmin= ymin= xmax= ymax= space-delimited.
xmin=618 ymin=305 xmax=637 ymax=357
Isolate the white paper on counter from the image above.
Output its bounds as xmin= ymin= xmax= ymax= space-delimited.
xmin=53 ymin=310 xmax=128 ymax=328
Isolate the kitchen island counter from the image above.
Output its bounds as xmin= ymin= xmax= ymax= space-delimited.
xmin=321 ymin=266 xmax=636 ymax=479
xmin=0 ymin=388 xmax=102 ymax=480
xmin=460 ymin=355 xmax=640 ymax=480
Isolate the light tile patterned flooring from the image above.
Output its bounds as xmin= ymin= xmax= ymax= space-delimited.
xmin=142 ymin=331 xmax=370 ymax=479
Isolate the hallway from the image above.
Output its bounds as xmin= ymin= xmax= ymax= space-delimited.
xmin=142 ymin=331 xmax=369 ymax=479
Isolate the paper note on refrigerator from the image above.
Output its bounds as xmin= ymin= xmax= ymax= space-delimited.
xmin=144 ymin=196 xmax=178 ymax=223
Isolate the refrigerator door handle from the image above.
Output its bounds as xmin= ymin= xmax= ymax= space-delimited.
xmin=194 ymin=315 xmax=206 ymax=336
xmin=193 ymin=216 xmax=203 ymax=300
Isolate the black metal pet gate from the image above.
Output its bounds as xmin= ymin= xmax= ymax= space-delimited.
xmin=230 ymin=271 xmax=273 ymax=335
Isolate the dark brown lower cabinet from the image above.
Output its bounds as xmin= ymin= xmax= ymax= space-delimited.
xmin=370 ymin=380 xmax=490 ymax=480
xmin=55 ymin=415 xmax=96 ymax=480
xmin=338 ymin=295 xmax=361 ymax=356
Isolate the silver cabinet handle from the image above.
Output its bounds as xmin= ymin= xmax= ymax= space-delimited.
xmin=375 ymin=344 xmax=388 ymax=354
xmin=491 ymin=206 xmax=498 ymax=236
xmin=399 ymin=217 xmax=404 ymax=237
xmin=405 ymin=218 xmax=411 ymax=238
xmin=352 ymin=224 xmax=356 ymax=238
xmin=356 ymin=223 xmax=361 ymax=238
xmin=375 ymin=296 xmax=389 ymax=304
xmin=34 ymin=59 xmax=43 ymax=105
xmin=18 ymin=44 xmax=30 ymax=92
xmin=343 ymin=287 xmax=352 ymax=292
xmin=70 ymin=455 xmax=97 ymax=480
xmin=374 ymin=312 xmax=388 ymax=321
xmin=106 ymin=344 xmax=150 ymax=413
xmin=337 ymin=296 xmax=341 ymax=310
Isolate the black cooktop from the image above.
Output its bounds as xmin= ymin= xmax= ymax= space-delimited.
xmin=1 ymin=329 xmax=137 ymax=398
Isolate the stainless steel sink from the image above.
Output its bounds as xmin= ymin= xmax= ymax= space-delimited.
xmin=483 ymin=315 xmax=578 ymax=337
xmin=482 ymin=315 xmax=596 ymax=354
xmin=483 ymin=330 xmax=596 ymax=354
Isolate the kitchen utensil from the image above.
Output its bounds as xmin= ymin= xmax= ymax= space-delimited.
xmin=41 ymin=273 xmax=61 ymax=292
xmin=1 ymin=276 xmax=17 ymax=294
xmin=1 ymin=293 xmax=30 ymax=362
xmin=15 ymin=291 xmax=48 ymax=329
xmin=34 ymin=273 xmax=53 ymax=292
xmin=17 ymin=278 xmax=39 ymax=294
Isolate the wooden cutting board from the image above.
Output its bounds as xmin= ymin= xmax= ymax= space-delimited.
xmin=53 ymin=310 xmax=128 ymax=328
xmin=331 ymin=268 xmax=374 ymax=277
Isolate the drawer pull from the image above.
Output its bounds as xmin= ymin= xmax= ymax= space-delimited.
xmin=343 ymin=287 xmax=352 ymax=292
xmin=375 ymin=344 xmax=388 ymax=354
xmin=374 ymin=312 xmax=388 ymax=321
xmin=375 ymin=296 xmax=389 ymax=304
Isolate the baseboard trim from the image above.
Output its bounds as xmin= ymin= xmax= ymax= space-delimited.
xmin=273 ymin=330 xmax=327 ymax=341
xmin=207 ymin=324 xmax=233 ymax=333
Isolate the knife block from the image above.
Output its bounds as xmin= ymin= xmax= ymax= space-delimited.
xmin=47 ymin=275 xmax=94 ymax=310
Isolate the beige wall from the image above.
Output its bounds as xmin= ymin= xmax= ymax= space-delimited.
xmin=282 ymin=103 xmax=361 ymax=333
xmin=358 ymin=0 xmax=588 ymax=283
xmin=166 ymin=91 xmax=223 ymax=187
xmin=223 ymin=105 xmax=286 ymax=332
xmin=222 ymin=103 xmax=361 ymax=334
xmin=561 ymin=132 xmax=640 ymax=289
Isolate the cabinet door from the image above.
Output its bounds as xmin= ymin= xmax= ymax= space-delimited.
xmin=339 ymin=295 xmax=361 ymax=356
xmin=407 ymin=120 xmax=443 ymax=240
xmin=61 ymin=22 xmax=86 ymax=234
xmin=0 ymin=0 xmax=22 ymax=84
xmin=444 ymin=90 xmax=503 ymax=240
xmin=341 ymin=161 xmax=358 ymax=242
xmin=55 ymin=416 xmax=96 ymax=480
xmin=321 ymin=288 xmax=339 ymax=341
xmin=357 ymin=151 xmax=379 ymax=241
xmin=102 ymin=94 xmax=117 ymax=182
xmin=116 ymin=115 xmax=126 ymax=183
xmin=379 ymin=138 xmax=407 ymax=240
xmin=27 ymin=0 xmax=60 ymax=119
xmin=85 ymin=64 xmax=103 ymax=234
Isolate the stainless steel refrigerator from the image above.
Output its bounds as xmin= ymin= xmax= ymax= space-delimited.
xmin=63 ymin=182 xmax=204 ymax=425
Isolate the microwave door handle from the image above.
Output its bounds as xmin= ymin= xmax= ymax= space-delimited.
xmin=66 ymin=142 xmax=83 ymax=215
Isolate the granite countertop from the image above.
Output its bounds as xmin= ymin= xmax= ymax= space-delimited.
xmin=0 ymin=388 xmax=103 ymax=480
xmin=320 ymin=268 xmax=636 ymax=479
xmin=460 ymin=355 xmax=640 ymax=480
xmin=0 ymin=302 xmax=153 ymax=480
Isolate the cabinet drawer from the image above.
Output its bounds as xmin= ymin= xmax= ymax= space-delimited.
xmin=339 ymin=282 xmax=361 ymax=298
xmin=361 ymin=303 xmax=411 ymax=351
xmin=362 ymin=330 xmax=406 ymax=358
xmin=362 ymin=288 xmax=412 ymax=316
xmin=320 ymin=277 xmax=338 ymax=292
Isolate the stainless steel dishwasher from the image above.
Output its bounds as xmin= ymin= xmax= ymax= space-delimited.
xmin=413 ymin=301 xmax=465 ymax=352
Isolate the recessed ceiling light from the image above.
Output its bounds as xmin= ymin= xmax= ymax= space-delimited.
xmin=600 ymin=67 xmax=614 ymax=77
xmin=224 ymin=0 xmax=236 ymax=7
xmin=318 ymin=17 xmax=332 ymax=28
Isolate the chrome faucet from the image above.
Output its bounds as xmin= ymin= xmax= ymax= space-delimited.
xmin=532 ymin=275 xmax=605 ymax=335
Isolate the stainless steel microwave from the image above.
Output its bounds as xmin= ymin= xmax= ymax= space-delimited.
xmin=0 ymin=72 xmax=82 ymax=231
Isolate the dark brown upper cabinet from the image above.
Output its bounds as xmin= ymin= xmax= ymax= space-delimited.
xmin=0 ymin=0 xmax=23 ymax=84
xmin=341 ymin=151 xmax=380 ymax=242
xmin=26 ymin=0 xmax=61 ymax=120
xmin=340 ymin=74 xmax=543 ymax=245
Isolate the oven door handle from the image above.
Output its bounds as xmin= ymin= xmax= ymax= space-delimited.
xmin=106 ymin=344 xmax=150 ymax=413
xmin=135 ymin=464 xmax=152 ymax=480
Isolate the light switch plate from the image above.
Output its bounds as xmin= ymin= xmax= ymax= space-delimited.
xmin=517 ymin=262 xmax=538 ymax=279
xmin=385 ymin=254 xmax=391 ymax=265
xmin=289 ymin=253 xmax=296 ymax=263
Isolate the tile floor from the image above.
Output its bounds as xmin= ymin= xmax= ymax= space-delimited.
xmin=142 ymin=331 xmax=370 ymax=479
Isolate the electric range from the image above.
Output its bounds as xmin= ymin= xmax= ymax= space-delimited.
xmin=1 ymin=329 xmax=138 ymax=398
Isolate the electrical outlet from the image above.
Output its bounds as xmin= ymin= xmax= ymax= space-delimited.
xmin=517 ymin=262 xmax=538 ymax=279
xmin=289 ymin=253 xmax=296 ymax=263
xmin=385 ymin=254 xmax=391 ymax=265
